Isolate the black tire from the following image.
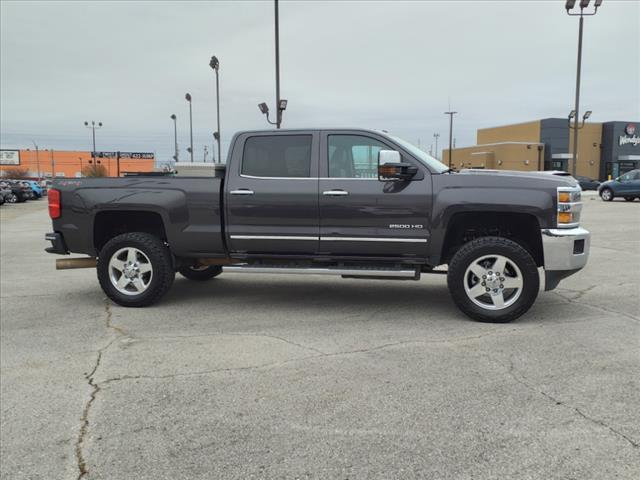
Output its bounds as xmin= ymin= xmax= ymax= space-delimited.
xmin=447 ymin=236 xmax=539 ymax=323
xmin=97 ymin=232 xmax=175 ymax=307
xmin=600 ymin=188 xmax=614 ymax=201
xmin=7 ymin=193 xmax=18 ymax=203
xmin=178 ymin=264 xmax=222 ymax=281
xmin=624 ymin=196 xmax=635 ymax=202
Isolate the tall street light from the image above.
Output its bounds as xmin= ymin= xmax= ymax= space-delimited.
xmin=84 ymin=120 xmax=103 ymax=162
xmin=565 ymin=0 xmax=603 ymax=176
xmin=258 ymin=0 xmax=288 ymax=128
xmin=170 ymin=114 xmax=179 ymax=162
xmin=209 ymin=55 xmax=222 ymax=164
xmin=185 ymin=93 xmax=194 ymax=163
xmin=444 ymin=111 xmax=457 ymax=168
xmin=433 ymin=133 xmax=440 ymax=159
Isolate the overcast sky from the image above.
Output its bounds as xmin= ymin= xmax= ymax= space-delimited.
xmin=1 ymin=0 xmax=638 ymax=165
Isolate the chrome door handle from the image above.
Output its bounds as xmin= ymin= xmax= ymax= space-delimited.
xmin=230 ymin=189 xmax=254 ymax=195
xmin=323 ymin=190 xmax=349 ymax=196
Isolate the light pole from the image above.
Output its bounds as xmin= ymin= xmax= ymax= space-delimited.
xmin=258 ymin=0 xmax=288 ymax=128
xmin=185 ymin=93 xmax=194 ymax=163
xmin=444 ymin=111 xmax=457 ymax=168
xmin=209 ymin=56 xmax=222 ymax=163
xmin=31 ymin=140 xmax=40 ymax=179
xmin=170 ymin=114 xmax=179 ymax=162
xmin=565 ymin=0 xmax=603 ymax=176
xmin=433 ymin=133 xmax=440 ymax=159
xmin=84 ymin=121 xmax=103 ymax=163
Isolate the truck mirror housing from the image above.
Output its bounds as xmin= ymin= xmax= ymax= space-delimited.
xmin=378 ymin=150 xmax=417 ymax=181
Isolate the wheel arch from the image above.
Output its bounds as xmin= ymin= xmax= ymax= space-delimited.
xmin=94 ymin=210 xmax=168 ymax=252
xmin=437 ymin=211 xmax=544 ymax=267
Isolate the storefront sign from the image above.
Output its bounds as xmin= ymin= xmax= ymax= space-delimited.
xmin=0 ymin=150 xmax=20 ymax=165
xmin=95 ymin=151 xmax=155 ymax=159
xmin=619 ymin=123 xmax=639 ymax=146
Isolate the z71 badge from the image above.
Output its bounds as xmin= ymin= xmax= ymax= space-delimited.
xmin=389 ymin=224 xmax=424 ymax=229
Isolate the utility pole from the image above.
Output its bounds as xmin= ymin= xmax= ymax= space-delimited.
xmin=444 ymin=111 xmax=457 ymax=168
xmin=31 ymin=141 xmax=40 ymax=179
xmin=433 ymin=133 xmax=440 ymax=159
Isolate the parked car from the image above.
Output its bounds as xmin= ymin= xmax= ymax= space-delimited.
xmin=0 ymin=182 xmax=13 ymax=204
xmin=574 ymin=176 xmax=600 ymax=191
xmin=2 ymin=181 xmax=29 ymax=203
xmin=46 ymin=128 xmax=590 ymax=323
xmin=12 ymin=181 xmax=35 ymax=199
xmin=598 ymin=169 xmax=640 ymax=201
xmin=23 ymin=180 xmax=44 ymax=198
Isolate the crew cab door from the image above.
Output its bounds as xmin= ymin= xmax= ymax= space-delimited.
xmin=318 ymin=131 xmax=431 ymax=258
xmin=225 ymin=131 xmax=320 ymax=254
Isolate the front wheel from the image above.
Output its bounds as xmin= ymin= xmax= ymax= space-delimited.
xmin=447 ymin=237 xmax=539 ymax=323
xmin=600 ymin=188 xmax=614 ymax=201
xmin=178 ymin=264 xmax=222 ymax=281
xmin=7 ymin=193 xmax=18 ymax=203
xmin=97 ymin=232 xmax=175 ymax=307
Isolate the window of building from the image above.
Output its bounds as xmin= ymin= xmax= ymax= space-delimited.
xmin=328 ymin=135 xmax=388 ymax=178
xmin=242 ymin=135 xmax=312 ymax=178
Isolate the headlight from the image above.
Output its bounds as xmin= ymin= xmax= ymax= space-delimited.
xmin=557 ymin=186 xmax=582 ymax=228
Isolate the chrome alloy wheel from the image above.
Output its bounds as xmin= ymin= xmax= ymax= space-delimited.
xmin=463 ymin=254 xmax=523 ymax=311
xmin=601 ymin=189 xmax=613 ymax=201
xmin=108 ymin=247 xmax=153 ymax=295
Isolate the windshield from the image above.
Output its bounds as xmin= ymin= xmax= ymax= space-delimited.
xmin=385 ymin=134 xmax=450 ymax=173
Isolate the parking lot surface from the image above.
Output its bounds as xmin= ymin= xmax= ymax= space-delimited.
xmin=1 ymin=194 xmax=639 ymax=480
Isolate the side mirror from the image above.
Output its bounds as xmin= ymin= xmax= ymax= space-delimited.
xmin=377 ymin=150 xmax=417 ymax=181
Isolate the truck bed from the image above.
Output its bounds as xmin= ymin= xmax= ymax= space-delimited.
xmin=52 ymin=176 xmax=225 ymax=257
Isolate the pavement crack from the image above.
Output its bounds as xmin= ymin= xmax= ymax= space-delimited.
xmin=551 ymin=290 xmax=639 ymax=324
xmin=498 ymin=355 xmax=639 ymax=450
xmin=100 ymin=328 xmax=516 ymax=384
xmin=139 ymin=332 xmax=326 ymax=355
xmin=74 ymin=300 xmax=127 ymax=479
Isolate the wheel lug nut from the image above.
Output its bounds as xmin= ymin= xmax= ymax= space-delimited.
xmin=485 ymin=288 xmax=490 ymax=292
xmin=482 ymin=282 xmax=486 ymax=286
xmin=482 ymin=275 xmax=486 ymax=279
xmin=500 ymin=284 xmax=504 ymax=288
xmin=488 ymin=271 xmax=493 ymax=275
xmin=493 ymin=289 xmax=498 ymax=292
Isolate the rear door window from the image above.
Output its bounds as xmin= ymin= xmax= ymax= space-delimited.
xmin=242 ymin=135 xmax=312 ymax=178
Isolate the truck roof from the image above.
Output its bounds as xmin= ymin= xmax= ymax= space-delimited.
xmin=235 ymin=128 xmax=388 ymax=135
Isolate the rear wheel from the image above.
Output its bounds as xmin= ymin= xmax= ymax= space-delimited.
xmin=97 ymin=232 xmax=175 ymax=307
xmin=600 ymin=188 xmax=614 ymax=201
xmin=178 ymin=264 xmax=222 ymax=281
xmin=7 ymin=193 xmax=18 ymax=203
xmin=447 ymin=237 xmax=539 ymax=323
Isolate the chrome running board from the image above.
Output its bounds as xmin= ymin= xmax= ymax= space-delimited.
xmin=223 ymin=265 xmax=418 ymax=278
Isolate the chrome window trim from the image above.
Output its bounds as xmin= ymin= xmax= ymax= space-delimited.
xmin=239 ymin=174 xmax=317 ymax=180
xmin=238 ymin=175 xmax=380 ymax=180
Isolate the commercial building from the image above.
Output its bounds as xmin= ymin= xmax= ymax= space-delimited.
xmin=0 ymin=149 xmax=155 ymax=178
xmin=443 ymin=119 xmax=640 ymax=180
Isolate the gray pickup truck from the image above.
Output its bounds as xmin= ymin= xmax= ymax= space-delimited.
xmin=46 ymin=129 xmax=590 ymax=322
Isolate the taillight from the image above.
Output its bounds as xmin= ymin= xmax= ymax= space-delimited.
xmin=48 ymin=188 xmax=61 ymax=219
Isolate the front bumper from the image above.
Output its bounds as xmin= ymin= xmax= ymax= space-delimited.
xmin=45 ymin=232 xmax=69 ymax=255
xmin=541 ymin=227 xmax=590 ymax=291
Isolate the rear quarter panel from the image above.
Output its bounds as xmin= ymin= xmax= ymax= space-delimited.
xmin=52 ymin=177 xmax=223 ymax=257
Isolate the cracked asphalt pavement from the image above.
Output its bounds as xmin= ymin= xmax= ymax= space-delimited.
xmin=1 ymin=193 xmax=639 ymax=479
